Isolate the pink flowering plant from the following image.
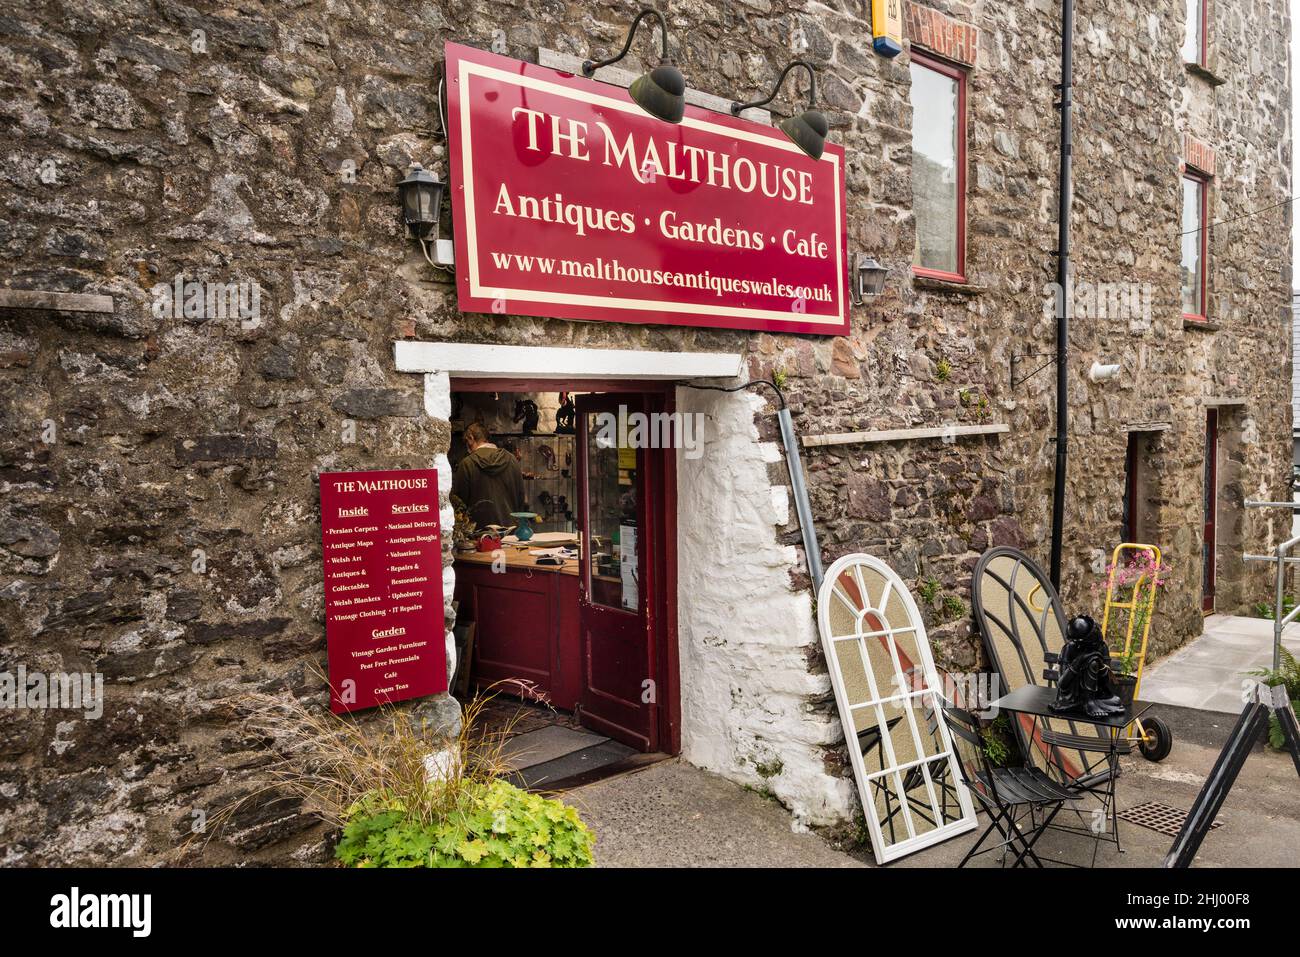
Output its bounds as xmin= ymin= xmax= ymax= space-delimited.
xmin=1090 ymin=548 xmax=1171 ymax=674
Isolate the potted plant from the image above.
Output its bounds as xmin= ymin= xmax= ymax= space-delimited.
xmin=1091 ymin=547 xmax=1169 ymax=712
xmin=1109 ymin=647 xmax=1139 ymax=711
xmin=449 ymin=493 xmax=479 ymax=552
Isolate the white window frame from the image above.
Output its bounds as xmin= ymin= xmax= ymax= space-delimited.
xmin=818 ymin=553 xmax=977 ymax=864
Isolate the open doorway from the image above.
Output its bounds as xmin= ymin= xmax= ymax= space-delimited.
xmin=447 ymin=378 xmax=679 ymax=789
xmin=1203 ymin=408 xmax=1218 ymax=613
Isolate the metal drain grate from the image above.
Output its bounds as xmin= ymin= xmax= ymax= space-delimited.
xmin=1118 ymin=801 xmax=1223 ymax=837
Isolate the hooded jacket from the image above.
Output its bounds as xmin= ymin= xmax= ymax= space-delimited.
xmin=452 ymin=445 xmax=525 ymax=529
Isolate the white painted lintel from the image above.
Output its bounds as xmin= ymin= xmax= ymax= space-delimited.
xmin=395 ymin=340 xmax=743 ymax=381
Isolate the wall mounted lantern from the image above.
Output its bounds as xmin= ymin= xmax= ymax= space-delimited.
xmin=398 ymin=163 xmax=443 ymax=239
xmin=399 ymin=163 xmax=455 ymax=268
xmin=582 ymin=8 xmax=686 ymax=124
xmin=731 ymin=60 xmax=828 ymax=160
xmin=850 ymin=255 xmax=888 ymax=304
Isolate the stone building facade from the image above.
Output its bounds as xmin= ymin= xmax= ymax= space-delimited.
xmin=0 ymin=0 xmax=1291 ymax=864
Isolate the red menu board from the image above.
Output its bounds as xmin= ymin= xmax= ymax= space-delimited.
xmin=320 ymin=469 xmax=446 ymax=713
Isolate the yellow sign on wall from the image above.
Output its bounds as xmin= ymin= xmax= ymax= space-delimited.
xmin=872 ymin=0 xmax=903 ymax=58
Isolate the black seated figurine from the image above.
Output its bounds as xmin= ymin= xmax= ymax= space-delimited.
xmin=1050 ymin=614 xmax=1126 ymax=718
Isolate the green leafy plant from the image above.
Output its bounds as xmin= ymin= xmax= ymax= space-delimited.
xmin=772 ymin=367 xmax=789 ymax=390
xmin=1111 ymin=645 xmax=1140 ymax=677
xmin=1247 ymin=647 xmax=1300 ymax=750
xmin=211 ymin=680 xmax=595 ymax=867
xmin=955 ymin=389 xmax=992 ymax=421
xmin=1256 ymin=596 xmax=1297 ymax=620
xmin=847 ymin=810 xmax=872 ymax=849
xmin=940 ymin=594 xmax=966 ymax=622
xmin=980 ymin=715 xmax=1011 ymax=767
xmin=981 ymin=735 xmax=1010 ymax=766
xmin=917 ymin=577 xmax=940 ymax=603
xmin=335 ymin=778 xmax=593 ymax=868
xmin=934 ymin=356 xmax=952 ymax=382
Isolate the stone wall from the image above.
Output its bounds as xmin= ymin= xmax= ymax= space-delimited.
xmin=0 ymin=0 xmax=1290 ymax=863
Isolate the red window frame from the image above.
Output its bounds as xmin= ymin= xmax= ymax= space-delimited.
xmin=1181 ymin=170 xmax=1209 ymax=323
xmin=909 ymin=50 xmax=967 ymax=284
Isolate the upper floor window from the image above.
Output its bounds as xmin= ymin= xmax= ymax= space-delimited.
xmin=1182 ymin=0 xmax=1207 ymax=65
xmin=910 ymin=51 xmax=966 ymax=282
xmin=1181 ymin=173 xmax=1209 ymax=320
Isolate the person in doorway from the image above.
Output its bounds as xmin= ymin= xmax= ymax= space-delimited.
xmin=453 ymin=421 xmax=525 ymax=529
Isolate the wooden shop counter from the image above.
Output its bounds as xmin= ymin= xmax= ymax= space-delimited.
xmin=453 ymin=545 xmax=581 ymax=709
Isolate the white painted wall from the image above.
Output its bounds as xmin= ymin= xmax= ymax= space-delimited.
xmin=427 ymin=371 xmax=460 ymax=685
xmin=674 ymin=385 xmax=855 ymax=826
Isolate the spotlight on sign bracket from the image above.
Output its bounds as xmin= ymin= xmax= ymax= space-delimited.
xmin=581 ymin=8 xmax=686 ymax=124
xmin=731 ymin=60 xmax=828 ymax=160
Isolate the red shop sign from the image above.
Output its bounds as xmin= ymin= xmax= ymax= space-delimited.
xmin=445 ymin=42 xmax=849 ymax=336
xmin=320 ymin=469 xmax=446 ymax=713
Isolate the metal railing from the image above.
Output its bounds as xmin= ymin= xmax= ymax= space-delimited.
xmin=1242 ymin=499 xmax=1300 ymax=670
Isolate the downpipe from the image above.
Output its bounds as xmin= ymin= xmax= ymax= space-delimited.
xmin=778 ymin=406 xmax=824 ymax=592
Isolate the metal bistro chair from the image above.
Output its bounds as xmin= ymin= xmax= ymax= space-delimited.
xmin=941 ymin=702 xmax=1077 ymax=867
xmin=971 ymin=546 xmax=1130 ymax=855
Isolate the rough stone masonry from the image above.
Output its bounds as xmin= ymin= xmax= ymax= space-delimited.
xmin=0 ymin=0 xmax=1291 ymax=864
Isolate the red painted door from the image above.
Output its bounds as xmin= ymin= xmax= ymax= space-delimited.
xmin=1203 ymin=409 xmax=1218 ymax=613
xmin=576 ymin=393 xmax=657 ymax=751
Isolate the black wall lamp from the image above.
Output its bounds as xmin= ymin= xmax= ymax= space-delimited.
xmin=399 ymin=164 xmax=443 ymax=238
xmin=399 ymin=163 xmax=453 ymax=267
xmin=850 ymin=255 xmax=888 ymax=304
xmin=582 ymin=8 xmax=685 ymax=123
xmin=731 ymin=60 xmax=828 ymax=160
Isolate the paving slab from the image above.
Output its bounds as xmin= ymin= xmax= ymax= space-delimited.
xmin=569 ymin=760 xmax=861 ymax=867
xmin=1141 ymin=614 xmax=1291 ymax=713
xmin=501 ymin=725 xmax=610 ymax=770
xmin=517 ymin=740 xmax=635 ymax=789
